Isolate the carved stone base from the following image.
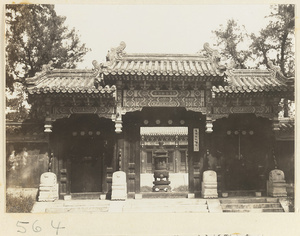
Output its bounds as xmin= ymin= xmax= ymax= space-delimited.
xmin=267 ymin=169 xmax=287 ymax=197
xmin=152 ymin=185 xmax=171 ymax=192
xmin=38 ymin=184 xmax=59 ymax=202
xmin=38 ymin=172 xmax=59 ymax=202
xmin=267 ymin=181 xmax=287 ymax=197
xmin=201 ymin=183 xmax=218 ymax=198
xmin=111 ymin=171 xmax=127 ymax=201
xmin=201 ymin=170 xmax=218 ymax=199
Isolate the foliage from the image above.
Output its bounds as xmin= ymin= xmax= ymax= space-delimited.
xmin=6 ymin=193 xmax=35 ymax=213
xmin=6 ymin=84 xmax=29 ymax=121
xmin=250 ymin=4 xmax=295 ymax=77
xmin=212 ymin=19 xmax=252 ymax=69
xmin=5 ymin=4 xmax=90 ymax=121
xmin=212 ymin=5 xmax=295 ymax=77
xmin=6 ymin=4 xmax=90 ymax=90
xmin=212 ymin=5 xmax=295 ymax=118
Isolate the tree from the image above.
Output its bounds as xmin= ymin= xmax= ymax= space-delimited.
xmin=5 ymin=4 xmax=90 ymax=121
xmin=250 ymin=5 xmax=295 ymax=118
xmin=250 ymin=4 xmax=295 ymax=77
xmin=212 ymin=5 xmax=295 ymax=118
xmin=212 ymin=19 xmax=252 ymax=69
xmin=5 ymin=4 xmax=90 ymax=90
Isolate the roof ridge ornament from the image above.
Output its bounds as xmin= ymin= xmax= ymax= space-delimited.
xmin=26 ymin=60 xmax=54 ymax=86
xmin=203 ymin=43 xmax=226 ymax=72
xmin=106 ymin=41 xmax=127 ymax=63
xmin=41 ymin=60 xmax=54 ymax=73
xmin=267 ymin=60 xmax=286 ymax=79
xmin=92 ymin=60 xmax=107 ymax=86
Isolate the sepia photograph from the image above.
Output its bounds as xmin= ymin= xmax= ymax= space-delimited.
xmin=4 ymin=3 xmax=295 ymax=215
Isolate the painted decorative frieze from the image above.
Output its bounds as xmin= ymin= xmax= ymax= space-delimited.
xmin=123 ymin=89 xmax=205 ymax=109
xmin=52 ymin=106 xmax=114 ymax=120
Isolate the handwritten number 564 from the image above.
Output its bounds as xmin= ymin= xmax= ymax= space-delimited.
xmin=16 ymin=220 xmax=65 ymax=235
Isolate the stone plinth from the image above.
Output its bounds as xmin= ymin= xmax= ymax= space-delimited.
xmin=201 ymin=170 xmax=218 ymax=199
xmin=111 ymin=171 xmax=127 ymax=201
xmin=267 ymin=169 xmax=287 ymax=197
xmin=38 ymin=172 xmax=58 ymax=202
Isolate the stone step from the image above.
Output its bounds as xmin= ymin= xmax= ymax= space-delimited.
xmin=220 ymin=197 xmax=284 ymax=213
xmin=71 ymin=192 xmax=102 ymax=200
xmin=123 ymin=198 xmax=208 ymax=212
xmin=221 ymin=203 xmax=282 ymax=209
xmin=226 ymin=190 xmax=261 ymax=197
xmin=220 ymin=197 xmax=279 ymax=204
xmin=123 ymin=205 xmax=208 ymax=213
xmin=141 ymin=192 xmax=188 ymax=198
xmin=223 ymin=208 xmax=284 ymax=213
xmin=45 ymin=206 xmax=109 ymax=213
xmin=127 ymin=199 xmax=207 ymax=205
xmin=62 ymin=200 xmax=110 ymax=207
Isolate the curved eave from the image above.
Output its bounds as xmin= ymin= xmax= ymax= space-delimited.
xmin=212 ymin=85 xmax=289 ymax=95
xmin=27 ymin=85 xmax=116 ymax=96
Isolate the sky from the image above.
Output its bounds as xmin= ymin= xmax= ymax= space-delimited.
xmin=55 ymin=4 xmax=272 ymax=69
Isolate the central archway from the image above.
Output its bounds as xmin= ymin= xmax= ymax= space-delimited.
xmin=140 ymin=126 xmax=189 ymax=193
xmin=122 ymin=107 xmax=206 ymax=195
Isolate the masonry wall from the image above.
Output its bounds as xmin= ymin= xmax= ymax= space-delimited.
xmin=6 ymin=142 xmax=49 ymax=188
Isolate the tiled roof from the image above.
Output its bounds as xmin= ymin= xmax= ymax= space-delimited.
xmin=103 ymin=55 xmax=224 ymax=77
xmin=212 ymin=69 xmax=290 ymax=94
xmin=140 ymin=127 xmax=188 ymax=136
xmin=101 ymin=41 xmax=226 ymax=77
xmin=26 ymin=70 xmax=116 ymax=95
xmin=26 ymin=42 xmax=292 ymax=95
xmin=276 ymin=118 xmax=294 ymax=141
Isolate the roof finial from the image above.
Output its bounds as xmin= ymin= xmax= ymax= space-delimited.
xmin=267 ymin=60 xmax=286 ymax=78
xmin=41 ymin=60 xmax=54 ymax=73
xmin=106 ymin=41 xmax=126 ymax=63
xmin=92 ymin=60 xmax=107 ymax=86
xmin=203 ymin=43 xmax=226 ymax=71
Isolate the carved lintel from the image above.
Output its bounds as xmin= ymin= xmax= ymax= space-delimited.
xmin=121 ymin=107 xmax=143 ymax=115
xmin=256 ymin=113 xmax=274 ymax=120
xmin=186 ymin=107 xmax=206 ymax=114
xmin=50 ymin=113 xmax=71 ymax=122
xmin=211 ymin=113 xmax=229 ymax=121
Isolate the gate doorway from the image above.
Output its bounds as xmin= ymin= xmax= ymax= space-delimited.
xmin=70 ymin=135 xmax=103 ymax=193
xmin=52 ymin=115 xmax=115 ymax=196
xmin=213 ymin=114 xmax=272 ymax=192
xmin=140 ymin=126 xmax=189 ymax=192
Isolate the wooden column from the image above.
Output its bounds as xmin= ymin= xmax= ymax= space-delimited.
xmin=205 ymin=81 xmax=213 ymax=134
xmin=135 ymin=137 xmax=141 ymax=193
